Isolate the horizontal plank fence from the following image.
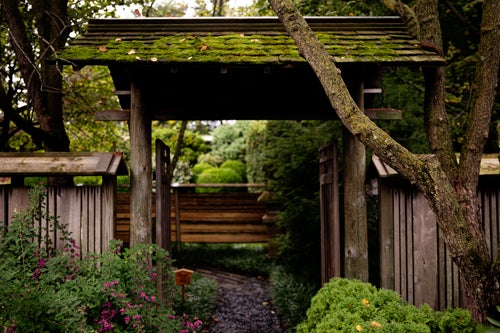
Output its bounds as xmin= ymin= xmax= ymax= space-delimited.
xmin=0 ymin=186 xmax=115 ymax=258
xmin=116 ymin=190 xmax=270 ymax=244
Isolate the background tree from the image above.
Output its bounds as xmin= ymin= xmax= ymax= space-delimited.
xmin=0 ymin=0 xmax=186 ymax=154
xmin=267 ymin=0 xmax=499 ymax=322
xmin=1 ymin=0 xmax=71 ymax=152
xmin=260 ymin=120 xmax=341 ymax=285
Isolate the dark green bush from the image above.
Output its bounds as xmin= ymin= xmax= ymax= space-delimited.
xmin=297 ymin=277 xmax=477 ymax=333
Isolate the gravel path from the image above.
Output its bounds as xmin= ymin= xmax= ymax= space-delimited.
xmin=198 ymin=269 xmax=285 ymax=333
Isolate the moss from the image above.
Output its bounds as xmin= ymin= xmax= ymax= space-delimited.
xmin=58 ymin=30 xmax=426 ymax=65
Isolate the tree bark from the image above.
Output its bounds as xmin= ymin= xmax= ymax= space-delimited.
xmin=1 ymin=0 xmax=70 ymax=152
xmin=267 ymin=0 xmax=499 ymax=322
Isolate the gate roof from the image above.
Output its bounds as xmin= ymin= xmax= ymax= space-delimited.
xmin=59 ymin=16 xmax=444 ymax=67
xmin=58 ymin=16 xmax=445 ymax=121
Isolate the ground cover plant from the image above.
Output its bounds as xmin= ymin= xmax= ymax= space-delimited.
xmin=172 ymin=243 xmax=272 ymax=276
xmin=297 ymin=277 xmax=478 ymax=333
xmin=0 ymin=185 xmax=201 ymax=332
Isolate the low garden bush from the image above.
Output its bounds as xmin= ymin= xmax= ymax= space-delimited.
xmin=270 ymin=265 xmax=317 ymax=330
xmin=297 ymin=277 xmax=477 ymax=333
xmin=220 ymin=159 xmax=247 ymax=182
xmin=0 ymin=185 xmax=201 ymax=332
xmin=195 ymin=167 xmax=243 ymax=193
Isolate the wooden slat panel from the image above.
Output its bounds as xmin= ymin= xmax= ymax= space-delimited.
xmin=115 ymin=191 xmax=268 ymax=244
xmin=173 ymin=223 xmax=267 ymax=232
xmin=175 ymin=233 xmax=269 ymax=243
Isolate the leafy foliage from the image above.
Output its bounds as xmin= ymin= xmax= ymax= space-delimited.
xmin=173 ymin=273 xmax=218 ymax=325
xmin=261 ymin=120 xmax=341 ymax=283
xmin=63 ymin=66 xmax=130 ymax=155
xmin=220 ymin=159 xmax=247 ymax=182
xmin=210 ymin=121 xmax=252 ymax=162
xmin=0 ymin=185 xmax=199 ymax=332
xmin=375 ymin=67 xmax=430 ymax=153
xmin=270 ymin=265 xmax=317 ymax=329
xmin=297 ymin=278 xmax=477 ymax=333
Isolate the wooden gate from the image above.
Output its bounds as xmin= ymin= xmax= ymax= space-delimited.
xmin=155 ymin=139 xmax=171 ymax=251
xmin=319 ymin=141 xmax=341 ymax=284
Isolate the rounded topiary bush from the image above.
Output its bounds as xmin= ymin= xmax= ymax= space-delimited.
xmin=296 ymin=278 xmax=476 ymax=333
xmin=195 ymin=167 xmax=242 ymax=193
xmin=220 ymin=159 xmax=247 ymax=182
xmin=192 ymin=162 xmax=214 ymax=182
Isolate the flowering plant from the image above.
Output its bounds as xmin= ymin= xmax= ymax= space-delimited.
xmin=0 ymin=185 xmax=202 ymax=332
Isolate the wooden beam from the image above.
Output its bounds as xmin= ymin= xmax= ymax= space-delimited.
xmin=129 ymin=79 xmax=152 ymax=246
xmin=95 ymin=110 xmax=130 ymax=121
xmin=365 ymin=108 xmax=402 ymax=120
xmin=343 ymin=80 xmax=369 ymax=282
xmin=96 ymin=108 xmax=401 ymax=121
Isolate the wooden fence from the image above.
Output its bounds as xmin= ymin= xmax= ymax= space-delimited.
xmin=0 ymin=186 xmax=115 ymax=257
xmin=116 ymin=190 xmax=270 ymax=245
xmin=375 ymin=155 xmax=500 ymax=311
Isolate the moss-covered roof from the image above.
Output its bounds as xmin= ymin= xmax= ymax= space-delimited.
xmin=58 ymin=16 xmax=445 ymax=67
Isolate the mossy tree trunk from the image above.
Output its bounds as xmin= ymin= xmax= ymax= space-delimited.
xmin=267 ymin=0 xmax=500 ymax=322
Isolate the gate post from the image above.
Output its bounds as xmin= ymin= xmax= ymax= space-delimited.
xmin=155 ymin=139 xmax=171 ymax=306
xmin=319 ymin=141 xmax=341 ymax=284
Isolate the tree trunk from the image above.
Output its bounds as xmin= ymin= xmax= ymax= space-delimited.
xmin=1 ymin=0 xmax=70 ymax=152
xmin=267 ymin=0 xmax=500 ymax=322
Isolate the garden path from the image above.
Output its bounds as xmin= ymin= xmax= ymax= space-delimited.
xmin=198 ymin=268 xmax=286 ymax=333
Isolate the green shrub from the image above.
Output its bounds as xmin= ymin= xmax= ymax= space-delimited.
xmin=195 ymin=167 xmax=242 ymax=193
xmin=192 ymin=162 xmax=214 ymax=182
xmin=220 ymin=159 xmax=247 ymax=182
xmin=296 ymin=277 xmax=477 ymax=333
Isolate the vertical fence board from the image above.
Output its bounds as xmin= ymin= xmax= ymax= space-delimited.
xmin=380 ymin=178 xmax=499 ymax=311
xmin=379 ymin=182 xmax=394 ymax=289
xmin=92 ymin=187 xmax=100 ymax=254
xmin=0 ymin=185 xmax=114 ymax=256
xmin=393 ymin=188 xmax=401 ymax=296
xmin=101 ymin=182 xmax=115 ymax=253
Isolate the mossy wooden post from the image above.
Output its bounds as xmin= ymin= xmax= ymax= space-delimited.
xmin=342 ymin=79 xmax=369 ymax=282
xmin=130 ymin=78 xmax=152 ymax=246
